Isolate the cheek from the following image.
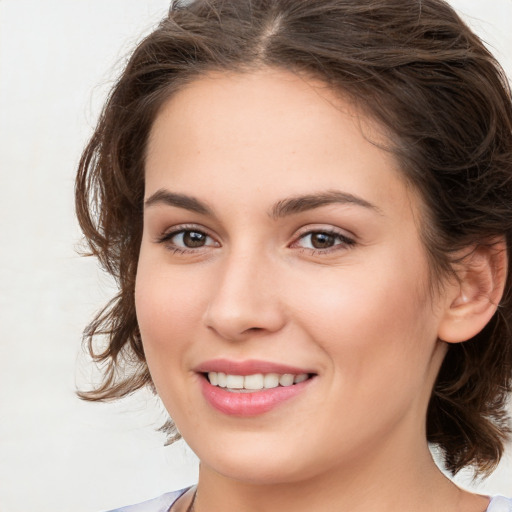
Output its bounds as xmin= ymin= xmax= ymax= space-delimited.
xmin=293 ymin=244 xmax=438 ymax=386
xmin=134 ymin=262 xmax=206 ymax=424
xmin=135 ymin=258 xmax=206 ymax=374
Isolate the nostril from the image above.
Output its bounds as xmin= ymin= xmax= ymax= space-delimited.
xmin=204 ymin=291 xmax=286 ymax=341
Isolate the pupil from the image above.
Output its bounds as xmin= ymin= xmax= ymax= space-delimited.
xmin=184 ymin=231 xmax=206 ymax=247
xmin=311 ymin=233 xmax=334 ymax=249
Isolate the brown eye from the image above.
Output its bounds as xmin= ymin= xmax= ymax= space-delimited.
xmin=295 ymin=230 xmax=355 ymax=252
xmin=182 ymin=230 xmax=208 ymax=247
xmin=310 ymin=232 xmax=336 ymax=249
xmin=161 ymin=229 xmax=218 ymax=251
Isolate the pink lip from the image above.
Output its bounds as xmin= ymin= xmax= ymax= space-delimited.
xmin=194 ymin=358 xmax=313 ymax=376
xmin=199 ymin=376 xmax=313 ymax=417
xmin=195 ymin=359 xmax=316 ymax=417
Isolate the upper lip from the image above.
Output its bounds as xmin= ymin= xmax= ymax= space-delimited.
xmin=194 ymin=359 xmax=314 ymax=376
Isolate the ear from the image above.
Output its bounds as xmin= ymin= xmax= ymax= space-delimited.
xmin=437 ymin=238 xmax=508 ymax=344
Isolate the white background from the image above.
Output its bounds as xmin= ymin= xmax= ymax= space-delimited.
xmin=0 ymin=1 xmax=511 ymax=511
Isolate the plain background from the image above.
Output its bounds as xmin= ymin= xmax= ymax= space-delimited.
xmin=0 ymin=1 xmax=511 ymax=511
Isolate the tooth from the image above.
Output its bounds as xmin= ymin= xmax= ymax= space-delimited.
xmin=226 ymin=374 xmax=244 ymax=389
xmin=279 ymin=374 xmax=294 ymax=386
xmin=244 ymin=373 xmax=264 ymax=390
xmin=263 ymin=373 xmax=279 ymax=388
xmin=208 ymin=371 xmax=309 ymax=389
xmin=217 ymin=372 xmax=227 ymax=387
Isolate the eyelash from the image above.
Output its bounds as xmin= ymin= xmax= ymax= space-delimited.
xmin=291 ymin=229 xmax=356 ymax=254
xmin=156 ymin=225 xmax=218 ymax=254
xmin=155 ymin=226 xmax=355 ymax=255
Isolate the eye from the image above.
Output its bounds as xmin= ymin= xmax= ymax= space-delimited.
xmin=157 ymin=227 xmax=219 ymax=252
xmin=294 ymin=230 xmax=355 ymax=251
xmin=173 ymin=230 xmax=211 ymax=248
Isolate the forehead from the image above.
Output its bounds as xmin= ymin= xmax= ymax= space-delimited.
xmin=145 ymin=68 xmax=418 ymax=219
xmin=148 ymin=68 xmax=387 ymax=153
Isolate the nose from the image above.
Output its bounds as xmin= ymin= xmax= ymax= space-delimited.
xmin=203 ymin=249 xmax=286 ymax=342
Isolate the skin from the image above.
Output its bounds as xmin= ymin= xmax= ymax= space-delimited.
xmin=136 ymin=69 xmax=492 ymax=512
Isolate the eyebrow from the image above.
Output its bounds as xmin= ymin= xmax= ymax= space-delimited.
xmin=144 ymin=189 xmax=213 ymax=216
xmin=144 ymin=188 xmax=381 ymax=218
xmin=270 ymin=190 xmax=382 ymax=218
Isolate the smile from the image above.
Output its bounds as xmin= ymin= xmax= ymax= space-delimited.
xmin=207 ymin=372 xmax=310 ymax=392
xmin=195 ymin=360 xmax=316 ymax=416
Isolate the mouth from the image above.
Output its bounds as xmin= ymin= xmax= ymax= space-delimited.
xmin=204 ymin=371 xmax=312 ymax=392
xmin=196 ymin=360 xmax=317 ymax=416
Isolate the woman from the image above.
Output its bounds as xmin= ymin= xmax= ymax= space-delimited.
xmin=76 ymin=0 xmax=512 ymax=510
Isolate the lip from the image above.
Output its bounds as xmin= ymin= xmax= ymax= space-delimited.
xmin=194 ymin=358 xmax=313 ymax=376
xmin=195 ymin=359 xmax=316 ymax=417
xmin=199 ymin=376 xmax=313 ymax=417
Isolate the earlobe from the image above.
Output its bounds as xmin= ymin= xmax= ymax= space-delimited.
xmin=438 ymin=238 xmax=508 ymax=344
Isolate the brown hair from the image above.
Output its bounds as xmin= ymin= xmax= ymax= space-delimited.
xmin=76 ymin=0 xmax=512 ymax=475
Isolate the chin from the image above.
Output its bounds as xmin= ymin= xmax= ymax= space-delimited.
xmin=187 ymin=430 xmax=335 ymax=486
xmin=202 ymin=455 xmax=312 ymax=486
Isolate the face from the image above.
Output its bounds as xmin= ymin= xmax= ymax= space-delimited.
xmin=136 ymin=69 xmax=449 ymax=484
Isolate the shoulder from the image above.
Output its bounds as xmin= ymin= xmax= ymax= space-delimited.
xmin=104 ymin=488 xmax=189 ymax=512
xmin=487 ymin=496 xmax=512 ymax=512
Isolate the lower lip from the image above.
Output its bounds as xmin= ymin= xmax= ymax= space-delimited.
xmin=199 ymin=376 xmax=313 ymax=417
